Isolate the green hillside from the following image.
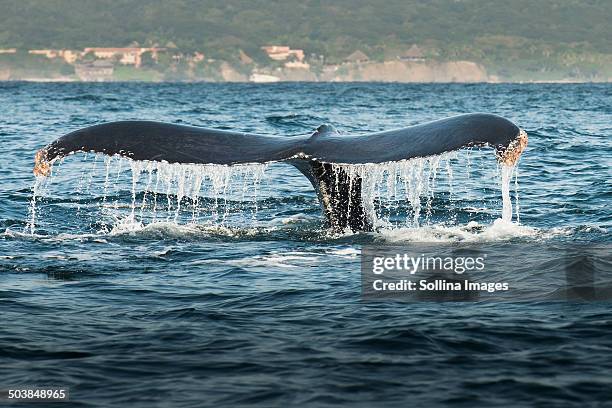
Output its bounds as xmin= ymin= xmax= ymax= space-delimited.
xmin=0 ymin=0 xmax=611 ymax=80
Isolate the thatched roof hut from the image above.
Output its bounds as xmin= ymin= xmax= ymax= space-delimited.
xmin=344 ymin=50 xmax=369 ymax=63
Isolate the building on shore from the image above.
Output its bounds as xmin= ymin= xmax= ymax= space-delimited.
xmin=284 ymin=60 xmax=310 ymax=69
xmin=397 ymin=44 xmax=426 ymax=62
xmin=28 ymin=49 xmax=82 ymax=63
xmin=60 ymin=50 xmax=82 ymax=64
xmin=249 ymin=72 xmax=280 ymax=83
xmin=344 ymin=50 xmax=369 ymax=64
xmin=261 ymin=46 xmax=305 ymax=62
xmin=192 ymin=52 xmax=205 ymax=62
xmin=28 ymin=49 xmax=60 ymax=58
xmin=24 ymin=46 xmax=168 ymax=67
xmin=82 ymin=47 xmax=164 ymax=67
xmin=74 ymin=60 xmax=114 ymax=81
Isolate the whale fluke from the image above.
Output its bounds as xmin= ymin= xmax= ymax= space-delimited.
xmin=34 ymin=113 xmax=527 ymax=232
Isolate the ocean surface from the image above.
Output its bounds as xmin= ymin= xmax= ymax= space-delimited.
xmin=0 ymin=82 xmax=610 ymax=407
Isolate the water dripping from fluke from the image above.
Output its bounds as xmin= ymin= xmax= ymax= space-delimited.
xmin=29 ymin=114 xmax=527 ymax=236
xmin=27 ymin=150 xmax=523 ymax=238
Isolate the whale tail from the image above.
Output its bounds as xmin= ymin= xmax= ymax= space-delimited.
xmin=34 ymin=113 xmax=527 ymax=232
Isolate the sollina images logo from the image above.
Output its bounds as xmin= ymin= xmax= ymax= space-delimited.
xmin=372 ymin=253 xmax=486 ymax=275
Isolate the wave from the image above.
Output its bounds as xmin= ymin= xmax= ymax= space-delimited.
xmin=3 ymin=217 xmax=565 ymax=245
xmin=373 ymin=219 xmax=540 ymax=243
xmin=60 ymin=94 xmax=121 ymax=102
xmin=181 ymin=106 xmax=215 ymax=114
xmin=265 ymin=113 xmax=329 ymax=130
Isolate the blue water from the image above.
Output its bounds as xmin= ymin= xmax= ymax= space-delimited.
xmin=1 ymin=82 xmax=611 ymax=407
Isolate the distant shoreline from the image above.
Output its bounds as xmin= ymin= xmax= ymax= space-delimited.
xmin=1 ymin=79 xmax=609 ymax=84
xmin=2 ymin=56 xmax=609 ymax=84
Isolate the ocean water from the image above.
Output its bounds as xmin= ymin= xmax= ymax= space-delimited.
xmin=0 ymin=82 xmax=610 ymax=407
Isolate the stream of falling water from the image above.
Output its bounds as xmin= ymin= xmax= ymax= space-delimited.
xmin=329 ymin=153 xmax=517 ymax=228
xmin=331 ymin=154 xmax=519 ymax=229
xmin=26 ymin=176 xmax=45 ymax=234
xmin=123 ymin=159 xmax=268 ymax=227
xmin=501 ymin=165 xmax=514 ymax=222
xmin=26 ymin=152 xmax=519 ymax=234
